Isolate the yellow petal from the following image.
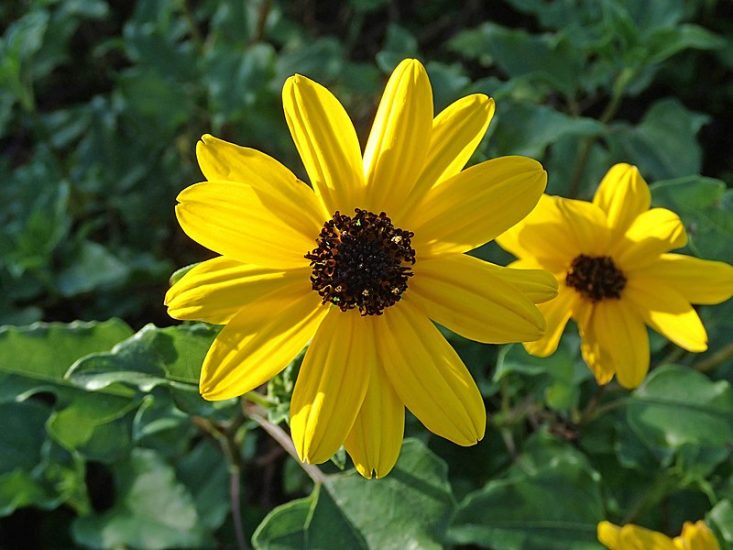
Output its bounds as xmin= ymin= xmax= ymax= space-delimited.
xmin=378 ymin=301 xmax=485 ymax=445
xmin=406 ymin=94 xmax=495 ymax=208
xmin=363 ymin=59 xmax=433 ymax=216
xmin=199 ymin=284 xmax=327 ymax=400
xmin=598 ymin=521 xmax=623 ymax=549
xmin=524 ymin=285 xmax=577 ymax=357
xmin=344 ymin=364 xmax=404 ymax=479
xmin=290 ymin=309 xmax=373 ymax=464
xmin=196 ymin=134 xmax=327 ymax=228
xmin=409 ymin=254 xmax=546 ymax=344
xmin=675 ymin=521 xmax=720 ymax=550
xmin=619 ymin=524 xmax=677 ymax=550
xmin=634 ymin=254 xmax=733 ymax=305
xmin=593 ymin=163 xmax=650 ymax=235
xmin=176 ymin=181 xmax=317 ymax=270
xmin=485 ymin=261 xmax=559 ymax=304
xmin=555 ymin=197 xmax=611 ymax=255
xmin=282 ymin=75 xmax=364 ymax=215
xmin=497 ymin=194 xmax=578 ymax=273
xmin=613 ymin=208 xmax=688 ymax=270
xmin=576 ymin=301 xmax=615 ymax=385
xmin=411 ymin=156 xmax=547 ymax=256
xmin=625 ymin=278 xmax=708 ymax=352
xmin=165 ymin=257 xmax=309 ymax=324
xmin=593 ymin=300 xmax=650 ymax=389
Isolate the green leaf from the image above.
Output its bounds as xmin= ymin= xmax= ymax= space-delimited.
xmin=47 ymin=391 xmax=139 ymax=451
xmin=253 ymin=439 xmax=455 ymax=549
xmin=650 ymin=176 xmax=733 ymax=261
xmin=488 ymin=102 xmax=602 ymax=158
xmin=66 ymin=323 xmax=218 ymax=393
xmin=708 ymin=499 xmax=733 ymax=546
xmin=0 ymin=400 xmax=49 ymax=475
xmin=376 ymin=24 xmax=418 ymax=72
xmin=0 ymin=319 xmax=133 ymax=384
xmin=646 ymin=24 xmax=724 ymax=64
xmin=56 ymin=240 xmax=131 ymax=297
xmin=72 ymin=448 xmax=211 ymax=549
xmin=449 ymin=433 xmax=604 ymax=549
xmin=627 ymin=365 xmax=733 ymax=458
xmin=607 ymin=99 xmax=708 ymax=180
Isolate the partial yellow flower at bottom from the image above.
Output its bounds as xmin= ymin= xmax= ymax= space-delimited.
xmin=165 ymin=59 xmax=557 ymax=478
xmin=598 ymin=520 xmax=720 ymax=550
xmin=497 ymin=163 xmax=733 ymax=388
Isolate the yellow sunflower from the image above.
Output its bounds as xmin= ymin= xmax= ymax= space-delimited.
xmin=598 ymin=520 xmax=720 ymax=550
xmin=165 ymin=58 xmax=556 ymax=478
xmin=497 ymin=163 xmax=733 ymax=388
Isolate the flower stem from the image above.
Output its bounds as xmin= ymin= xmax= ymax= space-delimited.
xmin=696 ymin=342 xmax=733 ymax=373
xmin=242 ymin=400 xmax=327 ymax=485
xmin=567 ymin=68 xmax=634 ymax=198
xmin=192 ymin=416 xmax=248 ymax=550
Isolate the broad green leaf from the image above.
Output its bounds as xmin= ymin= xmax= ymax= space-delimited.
xmin=627 ymin=365 xmax=733 ymax=457
xmin=176 ymin=440 xmax=230 ymax=531
xmin=56 ymin=240 xmax=130 ymax=297
xmin=488 ymin=102 xmax=602 ymax=158
xmin=651 ymin=176 xmax=733 ymax=261
xmin=708 ymin=499 xmax=733 ymax=545
xmin=0 ymin=319 xmax=133 ymax=383
xmin=47 ymin=391 xmax=139 ymax=451
xmin=0 ymin=401 xmax=49 ymax=475
xmin=66 ymin=323 xmax=217 ymax=393
xmin=449 ymin=433 xmax=604 ymax=549
xmin=607 ymin=99 xmax=708 ymax=180
xmin=72 ymin=449 xmax=211 ymax=549
xmin=253 ymin=439 xmax=455 ymax=549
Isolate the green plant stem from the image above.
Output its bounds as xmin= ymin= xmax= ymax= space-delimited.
xmin=576 ymin=384 xmax=607 ymax=426
xmin=243 ymin=390 xmax=274 ymax=409
xmin=578 ymin=396 xmax=629 ymax=425
xmin=696 ymin=342 xmax=733 ymax=373
xmin=192 ymin=416 xmax=248 ymax=550
xmin=567 ymin=70 xmax=632 ymax=198
xmin=242 ymin=400 xmax=327 ymax=485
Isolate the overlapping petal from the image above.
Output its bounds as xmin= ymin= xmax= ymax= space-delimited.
xmin=290 ymin=309 xmax=373 ymax=464
xmin=410 ymin=156 xmax=547 ymax=255
xmin=613 ymin=208 xmax=687 ymax=270
xmin=625 ymin=279 xmax=708 ymax=352
xmin=524 ymin=285 xmax=577 ymax=357
xmin=675 ymin=521 xmax=721 ymax=550
xmin=176 ymin=181 xmax=317 ymax=270
xmin=378 ymin=302 xmax=485 ymax=446
xmin=593 ymin=163 xmax=650 ymax=236
xmin=165 ymin=257 xmax=309 ymax=325
xmin=634 ymin=254 xmax=733 ymax=305
xmin=598 ymin=521 xmax=676 ymax=550
xmin=344 ymin=364 xmax=404 ymax=479
xmin=199 ymin=283 xmax=327 ymax=400
xmin=497 ymin=194 xmax=578 ymax=272
xmin=592 ymin=300 xmax=649 ymax=389
xmin=282 ymin=75 xmax=364 ymax=215
xmin=483 ymin=261 xmax=559 ymax=303
xmin=409 ymin=254 xmax=547 ymax=344
xmin=363 ymin=59 xmax=433 ymax=216
xmin=408 ymin=94 xmax=495 ymax=201
xmin=196 ymin=134 xmax=327 ymax=230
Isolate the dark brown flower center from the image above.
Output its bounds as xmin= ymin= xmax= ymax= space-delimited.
xmin=565 ymin=254 xmax=626 ymax=302
xmin=305 ymin=209 xmax=416 ymax=316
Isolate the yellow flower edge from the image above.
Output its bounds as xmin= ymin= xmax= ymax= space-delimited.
xmin=497 ymin=162 xmax=733 ymax=388
xmin=165 ymin=59 xmax=557 ymax=478
xmin=598 ymin=519 xmax=720 ymax=550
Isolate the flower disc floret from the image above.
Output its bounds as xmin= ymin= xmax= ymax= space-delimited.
xmin=565 ymin=254 xmax=626 ymax=302
xmin=305 ymin=209 xmax=416 ymax=316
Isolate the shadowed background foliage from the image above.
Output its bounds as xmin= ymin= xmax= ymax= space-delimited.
xmin=1 ymin=0 xmax=733 ymax=548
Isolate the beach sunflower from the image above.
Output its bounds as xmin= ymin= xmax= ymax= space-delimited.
xmin=166 ymin=58 xmax=556 ymax=478
xmin=497 ymin=163 xmax=733 ymax=388
xmin=598 ymin=520 xmax=720 ymax=550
